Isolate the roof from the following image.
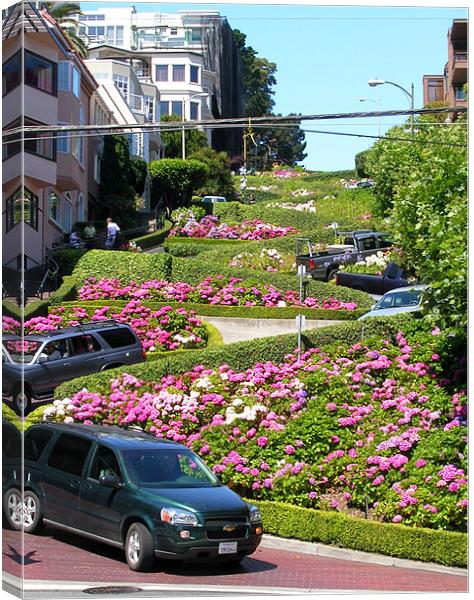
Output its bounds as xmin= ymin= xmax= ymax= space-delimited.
xmin=382 ymin=284 xmax=429 ymax=295
xmin=29 ymin=422 xmax=184 ymax=450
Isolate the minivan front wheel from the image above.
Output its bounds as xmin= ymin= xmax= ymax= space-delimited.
xmin=4 ymin=489 xmax=43 ymax=534
xmin=125 ymin=522 xmax=155 ymax=572
xmin=12 ymin=385 xmax=32 ymax=416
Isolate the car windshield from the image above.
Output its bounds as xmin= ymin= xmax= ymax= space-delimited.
xmin=375 ymin=289 xmax=422 ymax=310
xmin=121 ymin=449 xmax=220 ymax=488
xmin=2 ymin=340 xmax=42 ymax=364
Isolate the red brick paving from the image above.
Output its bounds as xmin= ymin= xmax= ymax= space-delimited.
xmin=2 ymin=528 xmax=467 ymax=592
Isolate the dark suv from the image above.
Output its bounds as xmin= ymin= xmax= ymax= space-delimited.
xmin=3 ymin=423 xmax=263 ymax=571
xmin=2 ymin=321 xmax=145 ymax=414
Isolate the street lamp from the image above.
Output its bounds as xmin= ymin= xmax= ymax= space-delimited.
xmin=368 ymin=78 xmax=414 ymax=137
xmin=359 ymin=97 xmax=381 ymax=138
xmin=181 ymin=92 xmax=208 ymax=159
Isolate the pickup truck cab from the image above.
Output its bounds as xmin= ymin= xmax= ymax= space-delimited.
xmin=295 ymin=230 xmax=393 ymax=281
xmin=335 ymin=262 xmax=409 ymax=295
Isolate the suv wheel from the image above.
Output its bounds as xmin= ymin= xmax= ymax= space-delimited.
xmin=12 ymin=385 xmax=32 ymax=416
xmin=4 ymin=489 xmax=43 ymax=534
xmin=327 ymin=268 xmax=339 ymax=282
xmin=125 ymin=523 xmax=155 ymax=572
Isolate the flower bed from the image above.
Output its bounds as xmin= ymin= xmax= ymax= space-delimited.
xmin=44 ymin=323 xmax=467 ymax=531
xmin=3 ymin=304 xmax=208 ymax=353
xmin=229 ymin=249 xmax=295 ymax=273
xmin=170 ymin=215 xmax=297 ymax=240
xmin=78 ymin=276 xmax=357 ymax=310
xmin=340 ymin=250 xmax=390 ymax=276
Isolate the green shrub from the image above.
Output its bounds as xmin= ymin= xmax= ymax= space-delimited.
xmin=251 ymin=500 xmax=467 ymax=567
xmin=1 ymin=403 xmax=21 ymax=429
xmin=54 ymin=316 xmax=412 ymax=399
xmin=52 ymin=249 xmax=88 ymax=276
xmin=2 ymin=299 xmax=49 ymax=321
xmin=57 ymin=299 xmax=364 ymax=321
xmin=72 ymin=249 xmax=172 ymax=286
xmin=49 ymin=275 xmax=77 ymax=305
xmin=24 ymin=404 xmax=51 ymax=429
xmin=132 ymin=220 xmax=173 ymax=250
xmin=146 ymin=320 xmax=223 ymax=361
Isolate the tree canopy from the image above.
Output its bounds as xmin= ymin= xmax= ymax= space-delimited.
xmin=188 ymin=147 xmax=237 ymax=199
xmin=365 ymin=115 xmax=467 ymax=331
xmin=160 ymin=114 xmax=208 ymax=159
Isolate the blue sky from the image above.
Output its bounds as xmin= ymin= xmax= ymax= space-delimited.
xmin=80 ymin=1 xmax=468 ymax=171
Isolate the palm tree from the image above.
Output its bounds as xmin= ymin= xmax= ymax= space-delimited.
xmin=42 ymin=2 xmax=88 ymax=59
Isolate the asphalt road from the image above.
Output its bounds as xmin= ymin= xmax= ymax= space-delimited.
xmin=2 ymin=526 xmax=467 ymax=597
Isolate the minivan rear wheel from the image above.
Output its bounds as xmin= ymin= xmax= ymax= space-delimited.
xmin=125 ymin=522 xmax=155 ymax=571
xmin=12 ymin=384 xmax=32 ymax=416
xmin=4 ymin=489 xmax=43 ymax=534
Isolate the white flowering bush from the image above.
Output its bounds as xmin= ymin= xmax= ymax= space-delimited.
xmin=265 ymin=198 xmax=316 ymax=213
xmin=340 ymin=251 xmax=390 ymax=275
xmin=229 ymin=248 xmax=295 ymax=272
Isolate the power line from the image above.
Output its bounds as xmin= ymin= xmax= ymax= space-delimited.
xmin=2 ymin=107 xmax=467 ymax=138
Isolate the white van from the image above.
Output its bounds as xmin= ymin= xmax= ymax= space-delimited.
xmin=202 ymin=195 xmax=227 ymax=204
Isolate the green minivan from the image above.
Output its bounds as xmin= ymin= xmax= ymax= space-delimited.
xmin=3 ymin=423 xmax=263 ymax=571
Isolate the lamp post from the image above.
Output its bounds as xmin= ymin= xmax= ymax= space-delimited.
xmin=368 ymin=78 xmax=414 ymax=138
xmin=359 ymin=97 xmax=381 ymax=138
xmin=181 ymin=92 xmax=208 ymax=159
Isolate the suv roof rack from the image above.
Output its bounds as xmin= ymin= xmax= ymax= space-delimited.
xmin=30 ymin=320 xmax=123 ymax=338
xmin=31 ymin=422 xmax=175 ymax=442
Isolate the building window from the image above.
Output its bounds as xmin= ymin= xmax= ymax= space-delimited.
xmin=72 ymin=105 xmax=85 ymax=165
xmin=191 ymin=28 xmax=202 ymax=43
xmin=190 ymin=65 xmax=199 ymax=84
xmin=83 ymin=14 xmax=105 ymax=21
xmin=3 ymin=118 xmax=56 ymax=161
xmin=58 ymin=61 xmax=70 ymax=91
xmin=77 ymin=192 xmax=86 ymax=222
xmin=173 ymin=65 xmax=185 ymax=82
xmin=63 ymin=193 xmax=73 ymax=233
xmin=170 ymin=27 xmax=178 ymax=36
xmin=57 ymin=122 xmax=70 ymax=154
xmin=190 ymin=101 xmax=199 ymax=120
xmin=25 ymin=51 xmax=56 ymax=95
xmin=171 ymin=101 xmax=183 ymax=118
xmin=94 ymin=153 xmax=101 ymax=183
xmin=159 ymin=101 xmax=169 ymax=116
xmin=427 ymin=80 xmax=443 ymax=103
xmin=145 ymin=96 xmax=155 ymax=122
xmin=49 ymin=190 xmax=60 ymax=223
xmin=113 ymin=74 xmax=129 ymax=96
xmin=72 ymin=66 xmax=80 ymax=98
xmin=156 ymin=64 xmax=168 ymax=82
xmin=106 ymin=25 xmax=124 ymax=46
xmin=5 ymin=187 xmax=39 ymax=232
xmin=2 ymin=51 xmax=21 ymax=96
xmin=454 ymin=85 xmax=466 ymax=101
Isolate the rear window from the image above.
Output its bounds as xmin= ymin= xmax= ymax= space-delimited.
xmin=25 ymin=428 xmax=54 ymax=462
xmin=47 ymin=433 xmax=92 ymax=476
xmin=97 ymin=328 xmax=137 ymax=348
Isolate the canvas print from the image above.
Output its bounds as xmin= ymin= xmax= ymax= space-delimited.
xmin=1 ymin=1 xmax=468 ymax=597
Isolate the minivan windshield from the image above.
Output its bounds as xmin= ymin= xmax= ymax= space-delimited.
xmin=375 ymin=289 xmax=422 ymax=310
xmin=121 ymin=449 xmax=220 ymax=488
xmin=3 ymin=339 xmax=42 ymax=364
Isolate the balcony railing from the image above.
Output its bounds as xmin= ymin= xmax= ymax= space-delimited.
xmin=454 ymin=51 xmax=468 ymax=62
xmin=117 ymin=89 xmax=145 ymax=114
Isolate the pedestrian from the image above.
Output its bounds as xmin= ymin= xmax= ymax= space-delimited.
xmin=83 ymin=221 xmax=96 ymax=249
xmin=105 ymin=217 xmax=120 ymax=249
xmin=69 ymin=229 xmax=83 ymax=249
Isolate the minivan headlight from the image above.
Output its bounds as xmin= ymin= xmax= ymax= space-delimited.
xmin=161 ymin=507 xmax=199 ymax=526
xmin=249 ymin=506 xmax=262 ymax=524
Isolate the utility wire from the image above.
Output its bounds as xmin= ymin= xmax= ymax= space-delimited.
xmin=2 ymin=107 xmax=467 ymax=138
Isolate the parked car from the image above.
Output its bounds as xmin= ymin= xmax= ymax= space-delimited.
xmin=201 ymin=195 xmax=227 ymax=204
xmin=295 ymin=230 xmax=393 ymax=281
xmin=335 ymin=262 xmax=410 ymax=295
xmin=358 ymin=285 xmax=428 ymax=320
xmin=3 ymin=423 xmax=263 ymax=571
xmin=2 ymin=321 xmax=145 ymax=415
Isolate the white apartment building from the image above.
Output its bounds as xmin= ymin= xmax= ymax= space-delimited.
xmin=77 ymin=6 xmax=243 ymax=157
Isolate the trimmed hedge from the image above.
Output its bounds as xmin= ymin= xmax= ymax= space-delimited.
xmin=2 ymin=298 xmax=49 ymax=320
xmin=132 ymin=220 xmax=173 ymax=250
xmin=72 ymin=249 xmax=172 ymax=286
xmin=146 ymin=320 xmax=223 ymax=361
xmin=54 ymin=315 xmax=412 ymax=400
xmin=58 ymin=300 xmax=364 ymax=321
xmin=52 ymin=248 xmax=88 ymax=276
xmin=1 ymin=402 xmax=21 ymax=429
xmin=49 ymin=275 xmax=77 ymax=305
xmin=251 ymin=500 xmax=467 ymax=567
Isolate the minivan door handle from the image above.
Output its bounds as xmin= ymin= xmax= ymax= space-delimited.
xmin=69 ymin=480 xmax=81 ymax=489
xmin=63 ymin=362 xmax=71 ymax=367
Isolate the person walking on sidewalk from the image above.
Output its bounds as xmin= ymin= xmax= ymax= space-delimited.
xmin=105 ymin=217 xmax=120 ymax=249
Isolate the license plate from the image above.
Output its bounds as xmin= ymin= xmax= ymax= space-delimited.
xmin=218 ymin=541 xmax=237 ymax=555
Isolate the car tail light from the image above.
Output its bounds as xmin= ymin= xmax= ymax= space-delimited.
xmin=308 ymin=259 xmax=315 ymax=270
xmin=142 ymin=349 xmax=147 ymax=360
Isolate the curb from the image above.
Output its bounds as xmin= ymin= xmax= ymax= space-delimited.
xmin=261 ymin=534 xmax=468 ymax=576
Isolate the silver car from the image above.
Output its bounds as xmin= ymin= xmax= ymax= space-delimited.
xmin=358 ymin=285 xmax=428 ymax=321
xmin=2 ymin=321 xmax=145 ymax=414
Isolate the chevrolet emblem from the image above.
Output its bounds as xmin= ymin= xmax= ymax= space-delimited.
xmin=223 ymin=524 xmax=237 ymax=532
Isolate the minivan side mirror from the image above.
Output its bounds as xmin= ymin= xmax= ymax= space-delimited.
xmin=37 ymin=353 xmax=48 ymax=364
xmin=99 ymin=474 xmax=124 ymax=489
